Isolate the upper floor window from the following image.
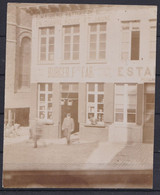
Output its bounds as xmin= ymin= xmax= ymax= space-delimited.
xmin=39 ymin=27 xmax=55 ymax=62
xmin=88 ymin=23 xmax=107 ymax=61
xmin=19 ymin=37 xmax=31 ymax=89
xmin=121 ymin=20 xmax=140 ymax=61
xmin=149 ymin=19 xmax=156 ymax=59
xmin=63 ymin=25 xmax=80 ymax=61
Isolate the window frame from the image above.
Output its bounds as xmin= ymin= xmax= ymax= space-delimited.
xmin=121 ymin=20 xmax=140 ymax=61
xmin=39 ymin=27 xmax=55 ymax=63
xmin=149 ymin=19 xmax=156 ymax=60
xmin=62 ymin=25 xmax=80 ymax=62
xmin=38 ymin=83 xmax=53 ymax=121
xmin=88 ymin=22 xmax=107 ymax=62
xmin=86 ymin=83 xmax=104 ymax=125
xmin=114 ymin=84 xmax=137 ymax=124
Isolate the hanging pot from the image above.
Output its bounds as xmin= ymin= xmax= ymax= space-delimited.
xmin=67 ymin=100 xmax=72 ymax=106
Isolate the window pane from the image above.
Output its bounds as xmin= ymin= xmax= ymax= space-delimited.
xmin=146 ymin=104 xmax=154 ymax=112
xmin=115 ymin=113 xmax=123 ymax=122
xmin=49 ymin=37 xmax=54 ymax=44
xmin=48 ymin=112 xmax=53 ymax=119
xmin=40 ymin=53 xmax=46 ymax=61
xmin=100 ymin=23 xmax=106 ymax=31
xmin=48 ymin=84 xmax=52 ymax=91
xmin=64 ymin=36 xmax=71 ymax=43
xmin=39 ymin=111 xmax=45 ymax=119
xmin=89 ymin=52 xmax=96 ymax=60
xmin=99 ymin=34 xmax=106 ymax=42
xmin=64 ymin=52 xmax=70 ymax=60
xmin=73 ymin=44 xmax=79 ymax=52
xmin=146 ymin=94 xmax=155 ymax=104
xmin=122 ymin=42 xmax=129 ymax=51
xmin=131 ymin=31 xmax=140 ymax=60
xmin=127 ymin=114 xmax=136 ymax=123
xmin=64 ymin=44 xmax=71 ymax=51
xmin=128 ymin=84 xmax=137 ymax=94
xmin=115 ymin=84 xmax=124 ymax=94
xmin=88 ymin=84 xmax=95 ymax=91
xmin=90 ymin=24 xmax=97 ymax=32
xmin=98 ymin=94 xmax=104 ymax=102
xmin=48 ymin=94 xmax=52 ymax=101
xmin=49 ymin=45 xmax=54 ymax=52
xmin=98 ymin=83 xmax=104 ymax=91
xmin=40 ymin=94 xmax=45 ymax=101
xmin=73 ymin=25 xmax=79 ymax=33
xmin=97 ymin=104 xmax=103 ymax=112
xmin=73 ymin=52 xmax=79 ymax=60
xmin=90 ymin=34 xmax=97 ymax=42
xmin=99 ymin=43 xmax=106 ymax=50
xmin=128 ymin=95 xmax=136 ymax=104
xmin=127 ymin=109 xmax=136 ymax=113
xmin=41 ymin=45 xmax=46 ymax=52
xmin=121 ymin=52 xmax=129 ymax=60
xmin=145 ymin=114 xmax=154 ymax=124
xmin=88 ymin=94 xmax=95 ymax=102
xmin=115 ymin=95 xmax=124 ymax=104
xmin=48 ymin=53 xmax=54 ymax=61
xmin=41 ymin=28 xmax=47 ymax=35
xmin=64 ymin=27 xmax=71 ymax=34
xmin=122 ymin=31 xmax=130 ymax=42
xmin=73 ymin=35 xmax=79 ymax=43
xmin=41 ymin=38 xmax=46 ymax=44
xmin=90 ymin=43 xmax=96 ymax=51
xmin=49 ymin=27 xmax=54 ymax=34
xmin=62 ymin=84 xmax=69 ymax=91
xmin=48 ymin=103 xmax=52 ymax=111
xmin=99 ymin=51 xmax=105 ymax=59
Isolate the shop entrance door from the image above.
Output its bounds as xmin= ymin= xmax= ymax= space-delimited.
xmin=61 ymin=93 xmax=79 ymax=137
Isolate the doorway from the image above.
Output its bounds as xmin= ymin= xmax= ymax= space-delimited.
xmin=61 ymin=92 xmax=79 ymax=137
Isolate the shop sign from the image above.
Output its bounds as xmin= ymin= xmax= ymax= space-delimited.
xmin=31 ymin=64 xmax=155 ymax=83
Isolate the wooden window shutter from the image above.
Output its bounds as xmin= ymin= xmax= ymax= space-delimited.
xmin=104 ymin=83 xmax=114 ymax=123
xmin=136 ymin=84 xmax=144 ymax=125
xmin=78 ymin=83 xmax=86 ymax=123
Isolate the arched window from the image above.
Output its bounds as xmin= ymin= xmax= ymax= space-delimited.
xmin=19 ymin=37 xmax=31 ymax=89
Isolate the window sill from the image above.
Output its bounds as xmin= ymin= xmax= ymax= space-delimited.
xmin=84 ymin=124 xmax=106 ymax=128
xmin=16 ymin=88 xmax=30 ymax=93
xmin=38 ymin=61 xmax=54 ymax=65
xmin=87 ymin=61 xmax=107 ymax=64
xmin=61 ymin=61 xmax=80 ymax=64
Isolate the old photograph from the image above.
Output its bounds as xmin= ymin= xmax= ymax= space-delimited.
xmin=3 ymin=3 xmax=157 ymax=188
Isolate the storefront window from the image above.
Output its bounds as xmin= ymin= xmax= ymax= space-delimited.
xmin=87 ymin=83 xmax=104 ymax=124
xmin=39 ymin=27 xmax=55 ymax=62
xmin=149 ymin=19 xmax=156 ymax=59
xmin=121 ymin=20 xmax=140 ymax=61
xmin=63 ymin=25 xmax=80 ymax=61
xmin=115 ymin=84 xmax=137 ymax=123
xmin=38 ymin=83 xmax=53 ymax=120
xmin=88 ymin=23 xmax=107 ymax=61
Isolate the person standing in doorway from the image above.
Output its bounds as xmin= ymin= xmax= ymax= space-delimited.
xmin=62 ymin=113 xmax=74 ymax=145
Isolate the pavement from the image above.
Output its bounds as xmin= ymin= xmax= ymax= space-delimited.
xmin=3 ymin=129 xmax=153 ymax=172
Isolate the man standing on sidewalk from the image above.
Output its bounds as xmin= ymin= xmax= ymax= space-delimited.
xmin=62 ymin=113 xmax=74 ymax=145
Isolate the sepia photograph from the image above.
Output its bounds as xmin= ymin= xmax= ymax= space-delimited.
xmin=3 ymin=3 xmax=157 ymax=188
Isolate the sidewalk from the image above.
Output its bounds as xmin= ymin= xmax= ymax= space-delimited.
xmin=3 ymin=131 xmax=153 ymax=172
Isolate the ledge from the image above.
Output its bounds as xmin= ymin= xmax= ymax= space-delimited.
xmin=84 ymin=124 xmax=106 ymax=128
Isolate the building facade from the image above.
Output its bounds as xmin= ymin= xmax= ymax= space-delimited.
xmin=5 ymin=4 xmax=32 ymax=127
xmin=18 ymin=4 xmax=157 ymax=143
